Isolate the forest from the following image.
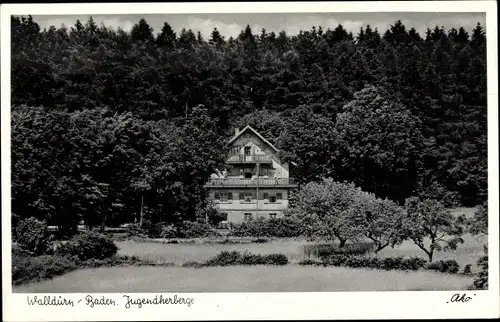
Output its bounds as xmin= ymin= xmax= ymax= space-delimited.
xmin=10 ymin=15 xmax=487 ymax=234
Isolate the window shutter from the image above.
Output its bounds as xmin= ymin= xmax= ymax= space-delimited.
xmin=239 ymin=192 xmax=244 ymax=200
xmin=214 ymin=192 xmax=220 ymax=200
xmin=276 ymin=193 xmax=283 ymax=200
xmin=239 ymin=169 xmax=244 ymax=176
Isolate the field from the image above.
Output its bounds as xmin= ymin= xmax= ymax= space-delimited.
xmin=14 ymin=265 xmax=474 ymax=293
xmin=114 ymin=234 xmax=486 ymax=269
xmin=13 ymin=231 xmax=485 ymax=293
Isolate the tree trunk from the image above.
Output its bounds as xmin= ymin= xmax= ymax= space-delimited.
xmin=100 ymin=212 xmax=107 ymax=233
xmin=139 ymin=195 xmax=144 ymax=227
xmin=339 ymin=239 xmax=347 ymax=248
xmin=428 ymin=250 xmax=433 ymax=262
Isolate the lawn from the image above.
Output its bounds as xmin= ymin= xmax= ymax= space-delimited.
xmin=115 ymin=234 xmax=487 ymax=270
xmin=116 ymin=238 xmax=315 ymax=264
xmin=14 ymin=265 xmax=475 ymax=293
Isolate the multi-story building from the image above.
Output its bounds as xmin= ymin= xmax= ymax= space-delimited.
xmin=204 ymin=125 xmax=298 ymax=227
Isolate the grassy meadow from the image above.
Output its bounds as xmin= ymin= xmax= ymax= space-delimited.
xmin=114 ymin=234 xmax=486 ymax=269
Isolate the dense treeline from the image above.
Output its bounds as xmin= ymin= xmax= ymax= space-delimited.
xmin=11 ymin=16 xmax=487 ymax=232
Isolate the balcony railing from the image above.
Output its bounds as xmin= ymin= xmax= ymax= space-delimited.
xmin=226 ymin=154 xmax=272 ymax=164
xmin=205 ymin=177 xmax=297 ymax=187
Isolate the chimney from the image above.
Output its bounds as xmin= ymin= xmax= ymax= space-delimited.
xmin=234 ymin=127 xmax=240 ymax=136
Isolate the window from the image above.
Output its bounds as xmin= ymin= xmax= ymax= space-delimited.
xmin=244 ymin=146 xmax=251 ymax=156
xmin=244 ymin=213 xmax=253 ymax=221
xmin=242 ymin=191 xmax=254 ymax=202
xmin=269 ymin=213 xmax=277 ymax=220
xmin=244 ymin=171 xmax=252 ymax=179
xmin=215 ymin=191 xmax=232 ymax=202
xmin=262 ymin=192 xmax=282 ymax=203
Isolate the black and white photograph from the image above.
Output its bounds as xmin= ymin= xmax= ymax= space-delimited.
xmin=1 ymin=1 xmax=498 ymax=321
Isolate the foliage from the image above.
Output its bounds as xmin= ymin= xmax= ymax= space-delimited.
xmin=12 ymin=253 xmax=77 ymax=286
xmin=54 ymin=231 xmax=118 ymax=261
xmin=203 ymin=250 xmax=289 ymax=266
xmin=160 ymin=224 xmax=178 ymax=239
xmin=229 ymin=217 xmax=302 ymax=238
xmin=469 ymin=202 xmax=488 ymax=236
xmin=289 ymin=179 xmax=365 ymax=245
xmin=10 ymin=16 xmax=487 ymax=233
xmin=176 ymin=220 xmax=221 ymax=238
xmin=333 ymin=85 xmax=424 ymax=202
xmin=462 ymin=264 xmax=473 ymax=275
xmin=473 ymin=255 xmax=488 ymax=289
xmin=402 ymin=197 xmax=465 ymax=262
xmin=321 ymin=254 xmax=428 ymax=271
xmin=425 ymin=259 xmax=460 ymax=274
xmin=182 ymin=260 xmax=205 ymax=268
xmin=126 ymin=223 xmax=148 ymax=238
xmin=14 ymin=217 xmax=52 ymax=255
xmin=302 ymin=242 xmax=374 ymax=259
xmin=297 ymin=259 xmax=323 ymax=266
xmin=359 ymin=195 xmax=407 ymax=253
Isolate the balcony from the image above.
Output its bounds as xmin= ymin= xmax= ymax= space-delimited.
xmin=204 ymin=177 xmax=297 ymax=188
xmin=226 ymin=154 xmax=272 ymax=164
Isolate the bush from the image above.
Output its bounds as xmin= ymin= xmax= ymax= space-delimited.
xmin=302 ymin=242 xmax=374 ymax=260
xmin=425 ymin=259 xmax=460 ymax=274
xmin=230 ymin=217 xmax=302 ymax=238
xmin=322 ymin=254 xmax=350 ymax=266
xmin=401 ymin=257 xmax=427 ymax=271
xmin=160 ymin=224 xmax=177 ymax=239
xmin=126 ymin=223 xmax=148 ymax=238
xmin=147 ymin=221 xmax=168 ymax=238
xmin=473 ymin=255 xmax=488 ymax=289
xmin=462 ymin=264 xmax=473 ymax=275
xmin=55 ymin=231 xmax=117 ymax=261
xmin=182 ymin=261 xmax=205 ymax=268
xmin=203 ymin=251 xmax=289 ymax=267
xmin=205 ymin=250 xmax=241 ymax=266
xmin=263 ymin=253 xmax=289 ymax=265
xmin=298 ymin=259 xmax=322 ymax=266
xmin=381 ymin=256 xmax=404 ymax=270
xmin=12 ymin=253 xmax=77 ymax=285
xmin=177 ymin=221 xmax=221 ymax=238
xmin=320 ymin=254 xmax=427 ymax=271
xmin=14 ymin=217 xmax=52 ymax=255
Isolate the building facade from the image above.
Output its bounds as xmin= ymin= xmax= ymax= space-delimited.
xmin=204 ymin=125 xmax=298 ymax=227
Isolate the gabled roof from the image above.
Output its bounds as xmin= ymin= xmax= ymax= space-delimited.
xmin=228 ymin=125 xmax=279 ymax=153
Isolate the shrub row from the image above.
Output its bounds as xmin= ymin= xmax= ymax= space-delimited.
xmin=425 ymin=259 xmax=460 ymax=274
xmin=303 ymin=253 xmax=462 ymax=274
xmin=302 ymin=242 xmax=374 ymax=259
xmin=182 ymin=251 xmax=289 ymax=268
xmin=311 ymin=254 xmax=429 ymax=271
xmin=229 ymin=218 xmax=302 ymax=238
xmin=128 ymin=220 xmax=222 ymax=239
